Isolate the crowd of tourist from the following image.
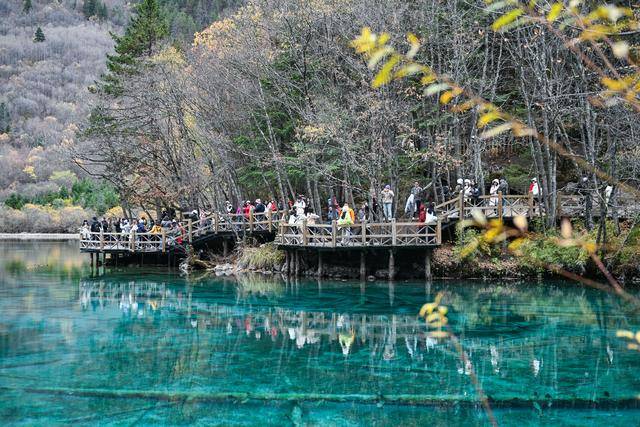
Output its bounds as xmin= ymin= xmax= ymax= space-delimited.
xmin=80 ymin=177 xmax=542 ymax=240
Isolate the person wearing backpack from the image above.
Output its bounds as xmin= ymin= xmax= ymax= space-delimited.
xmin=337 ymin=202 xmax=355 ymax=245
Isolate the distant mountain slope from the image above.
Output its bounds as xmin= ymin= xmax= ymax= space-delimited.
xmin=0 ymin=0 xmax=118 ymax=197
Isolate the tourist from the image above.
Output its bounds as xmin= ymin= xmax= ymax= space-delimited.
xmin=254 ymin=198 xmax=266 ymax=214
xmin=101 ymin=217 xmax=110 ymax=232
xmin=454 ymin=178 xmax=464 ymax=195
xmin=499 ymin=177 xmax=509 ymax=195
xmin=404 ymin=192 xmax=415 ymax=219
xmin=426 ymin=202 xmax=437 ymax=223
xmin=294 ymin=195 xmax=306 ymax=217
xmin=199 ymin=210 xmax=207 ymax=228
xmin=411 ymin=181 xmax=423 ymax=216
xmin=381 ymin=185 xmax=394 ymax=221
xmin=470 ymin=182 xmax=481 ymax=206
xmin=337 ymin=202 xmax=355 ymax=245
xmin=136 ymin=219 xmax=147 ymax=233
xmin=529 ymin=177 xmax=540 ymax=206
xmin=121 ymin=219 xmax=131 ymax=234
xmin=80 ymin=221 xmax=90 ymax=239
xmin=489 ymin=179 xmax=500 ymax=207
xmin=90 ymin=216 xmax=100 ymax=234
xmin=306 ymin=209 xmax=320 ymax=225
xmin=225 ymin=201 xmax=233 ymax=214
xmin=114 ymin=218 xmax=122 ymax=233
xmin=605 ymin=184 xmax=613 ymax=204
xmin=149 ymin=221 xmax=162 ymax=234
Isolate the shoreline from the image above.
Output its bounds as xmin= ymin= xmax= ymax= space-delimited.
xmin=0 ymin=233 xmax=79 ymax=241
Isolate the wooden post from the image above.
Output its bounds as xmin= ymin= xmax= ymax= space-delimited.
xmin=436 ymin=219 xmax=442 ymax=245
xmin=528 ymin=191 xmax=534 ymax=218
xmin=161 ymin=229 xmax=166 ymax=253
xmin=361 ymin=219 xmax=367 ymax=245
xmin=214 ymin=212 xmax=219 ymax=233
xmin=223 ymin=239 xmax=229 ymax=258
xmin=459 ymin=192 xmax=464 ymax=219
xmin=249 ymin=209 xmax=254 ymax=233
xmin=497 ymin=191 xmax=503 ymax=221
xmin=302 ymin=219 xmax=309 ymax=246
xmin=267 ymin=209 xmax=273 ymax=232
xmin=317 ymin=252 xmax=323 ymax=277
xmin=391 ymin=219 xmax=397 ymax=246
xmin=360 ymin=251 xmax=366 ymax=280
xmin=388 ymin=250 xmax=396 ymax=281
xmin=331 ymin=220 xmax=337 ymax=248
xmin=187 ymin=219 xmax=193 ymax=243
xmin=130 ymin=230 xmax=135 ymax=251
xmin=425 ymin=250 xmax=432 ymax=280
xmin=99 ymin=229 xmax=105 ymax=251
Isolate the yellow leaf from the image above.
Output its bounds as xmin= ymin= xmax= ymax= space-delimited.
xmin=513 ymin=215 xmax=528 ymax=232
xmin=582 ymin=241 xmax=597 ymax=254
xmin=547 ymin=3 xmax=563 ymax=22
xmin=372 ymin=55 xmax=401 ymax=88
xmin=437 ymin=306 xmax=448 ymax=315
xmin=479 ymin=122 xmax=513 ymax=139
xmin=420 ymin=74 xmax=436 ymax=85
xmin=508 ymin=237 xmax=526 ymax=252
xmin=377 ymin=32 xmax=390 ymax=46
xmin=512 ymin=124 xmax=537 ymax=137
xmin=406 ymin=33 xmax=420 ymax=59
xmin=617 ymin=330 xmax=634 ymax=339
xmin=491 ymin=8 xmax=524 ymax=31
xmin=628 ymin=343 xmax=639 ymax=350
xmin=636 ymin=331 xmax=640 ymax=342
xmin=424 ymin=82 xmax=450 ymax=96
xmin=367 ymin=46 xmax=394 ymax=69
xmin=580 ymin=24 xmax=613 ymax=41
xmin=394 ymin=63 xmax=426 ymax=79
xmin=612 ymin=41 xmax=629 ymax=59
xmin=450 ymin=100 xmax=477 ymax=113
xmin=426 ymin=312 xmax=440 ymax=322
xmin=478 ymin=111 xmax=503 ymax=128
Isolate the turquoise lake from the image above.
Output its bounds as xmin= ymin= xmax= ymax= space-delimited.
xmin=1 ymin=241 xmax=639 ymax=426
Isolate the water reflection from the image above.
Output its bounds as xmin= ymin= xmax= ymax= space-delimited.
xmin=1 ymin=241 xmax=640 ymax=425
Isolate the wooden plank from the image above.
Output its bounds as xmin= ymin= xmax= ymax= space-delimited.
xmin=161 ymin=229 xmax=166 ymax=253
xmin=436 ymin=219 xmax=442 ymax=245
xmin=187 ymin=219 xmax=193 ymax=243
xmin=497 ymin=191 xmax=503 ymax=222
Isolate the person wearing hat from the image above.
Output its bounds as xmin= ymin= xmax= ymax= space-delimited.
xmin=254 ymin=198 xmax=266 ymax=214
xmin=529 ymin=178 xmax=539 ymax=197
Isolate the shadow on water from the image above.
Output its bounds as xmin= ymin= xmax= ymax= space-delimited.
xmin=1 ymin=241 xmax=640 ymax=425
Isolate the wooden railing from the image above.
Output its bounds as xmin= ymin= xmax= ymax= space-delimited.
xmin=80 ymin=210 xmax=286 ymax=253
xmin=81 ymin=194 xmax=639 ymax=253
xmin=79 ymin=230 xmax=176 ymax=253
xmin=276 ymin=218 xmax=442 ymax=248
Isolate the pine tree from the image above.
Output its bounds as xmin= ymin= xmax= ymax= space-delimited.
xmin=100 ymin=0 xmax=168 ymax=95
xmin=23 ymin=0 xmax=32 ymax=13
xmin=82 ymin=0 xmax=96 ymax=18
xmin=96 ymin=2 xmax=108 ymax=20
xmin=33 ymin=27 xmax=45 ymax=43
xmin=0 ymin=102 xmax=11 ymax=133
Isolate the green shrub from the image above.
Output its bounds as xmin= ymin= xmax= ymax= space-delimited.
xmin=517 ymin=232 xmax=589 ymax=273
xmin=5 ymin=193 xmax=28 ymax=210
xmin=238 ymin=243 xmax=285 ymax=271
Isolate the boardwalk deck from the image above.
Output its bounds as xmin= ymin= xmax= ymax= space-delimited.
xmin=80 ymin=192 xmax=638 ymax=255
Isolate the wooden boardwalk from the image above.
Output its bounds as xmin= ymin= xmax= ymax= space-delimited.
xmin=80 ymin=192 xmax=638 ymax=255
xmin=80 ymin=210 xmax=284 ymax=254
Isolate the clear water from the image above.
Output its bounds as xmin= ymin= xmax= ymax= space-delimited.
xmin=1 ymin=241 xmax=639 ymax=426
